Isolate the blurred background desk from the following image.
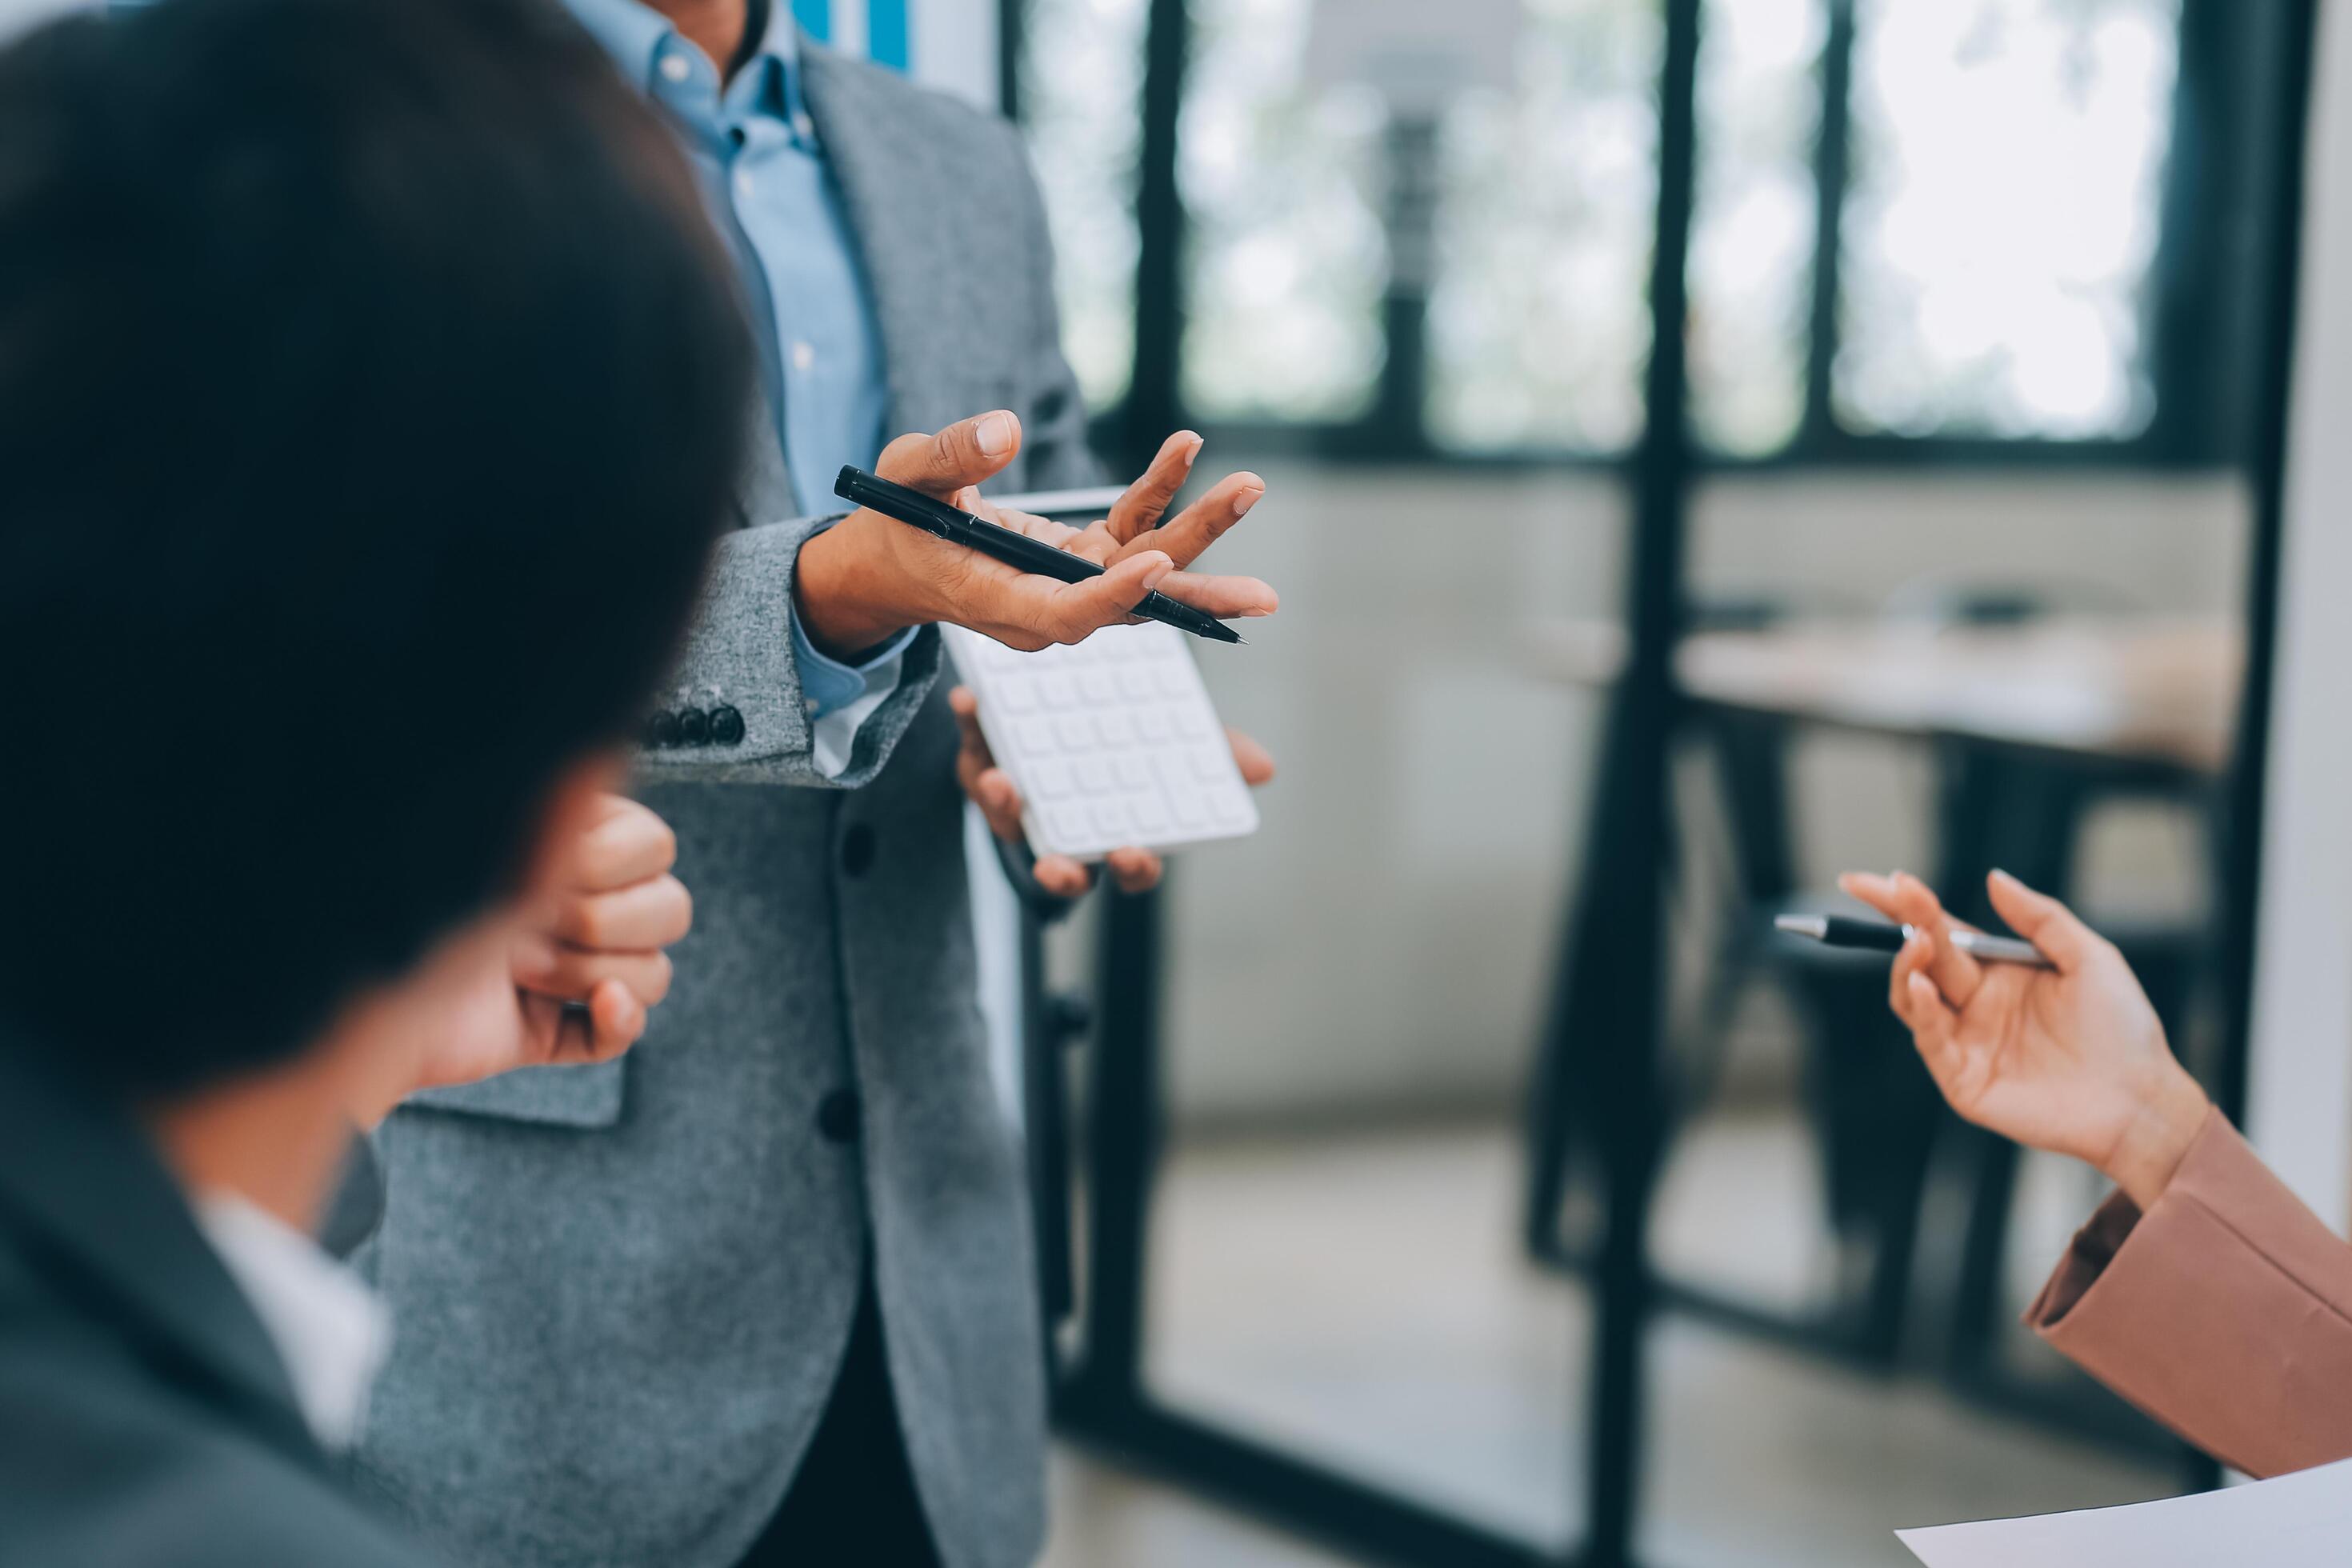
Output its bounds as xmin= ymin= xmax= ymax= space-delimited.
xmin=1519 ymin=615 xmax=2240 ymax=773
xmin=1522 ymin=613 xmax=2241 ymax=1440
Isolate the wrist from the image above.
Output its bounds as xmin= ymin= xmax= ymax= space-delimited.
xmin=2104 ymin=1064 xmax=2210 ymax=1211
xmin=794 ymin=514 xmax=922 ymax=659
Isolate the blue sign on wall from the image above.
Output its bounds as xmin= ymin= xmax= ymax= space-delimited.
xmin=792 ymin=0 xmax=913 ymax=73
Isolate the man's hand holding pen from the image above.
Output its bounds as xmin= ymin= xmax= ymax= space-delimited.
xmin=793 ymin=410 xmax=1277 ymax=658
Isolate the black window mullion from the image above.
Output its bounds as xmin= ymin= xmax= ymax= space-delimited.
xmin=1119 ymin=0 xmax=1190 ymax=473
xmin=1798 ymin=0 xmax=1857 ymax=454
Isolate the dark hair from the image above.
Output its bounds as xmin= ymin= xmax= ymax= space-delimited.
xmin=0 ymin=0 xmax=753 ymax=1096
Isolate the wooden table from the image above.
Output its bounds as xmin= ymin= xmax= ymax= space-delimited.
xmin=1520 ymin=615 xmax=2244 ymax=775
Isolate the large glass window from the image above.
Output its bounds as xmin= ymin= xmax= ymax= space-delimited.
xmin=1020 ymin=0 xmax=1152 ymax=412
xmin=1836 ymin=0 xmax=2182 ymax=438
xmin=1016 ymin=0 xmax=2208 ymax=464
xmin=1686 ymin=0 xmax=1822 ymax=455
xmin=1425 ymin=0 xmax=1664 ymax=454
xmin=1178 ymin=0 xmax=1389 ymax=422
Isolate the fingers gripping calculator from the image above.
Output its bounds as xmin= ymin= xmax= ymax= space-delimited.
xmin=944 ymin=621 xmax=1260 ymax=861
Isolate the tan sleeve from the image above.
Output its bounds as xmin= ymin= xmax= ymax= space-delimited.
xmin=2027 ymin=1109 xmax=2352 ymax=1478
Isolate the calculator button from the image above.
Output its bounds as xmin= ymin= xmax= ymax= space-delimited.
xmin=1094 ymin=712 xmax=1135 ymax=747
xmin=1054 ymin=716 xmax=1092 ymax=750
xmin=1030 ymin=759 xmax=1075 ymax=800
xmin=1075 ymin=758 xmax=1112 ymax=793
xmin=1133 ymin=798 xmax=1173 ymax=836
xmin=1038 ymin=674 xmax=1078 ymax=710
xmin=1188 ymin=747 xmax=1228 ymax=782
xmin=1206 ymin=784 xmax=1251 ymax=826
xmin=1078 ymin=669 xmax=1115 ymax=703
xmin=1115 ymin=756 xmax=1152 ymax=790
xmin=1090 ymin=802 xmax=1131 ymax=839
xmin=1174 ymin=707 xmax=1210 ymax=740
xmin=999 ymin=681 xmax=1041 ymax=716
xmin=1170 ymin=790 xmax=1206 ymax=828
xmin=1153 ymin=665 xmax=1189 ymax=697
xmin=1016 ymin=719 xmax=1056 ymax=755
xmin=1135 ymin=710 xmax=1171 ymax=743
xmin=1118 ymin=667 xmax=1156 ymax=700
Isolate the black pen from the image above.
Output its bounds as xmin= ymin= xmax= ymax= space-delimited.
xmin=1774 ymin=913 xmax=2054 ymax=969
xmin=834 ymin=466 xmax=1243 ymax=646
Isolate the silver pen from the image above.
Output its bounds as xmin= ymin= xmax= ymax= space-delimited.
xmin=1774 ymin=912 xmax=2054 ymax=970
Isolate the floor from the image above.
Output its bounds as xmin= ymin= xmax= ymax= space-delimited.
xmin=1042 ymin=1449 xmax=1358 ymax=1567
xmin=1038 ymin=1115 xmax=2181 ymax=1568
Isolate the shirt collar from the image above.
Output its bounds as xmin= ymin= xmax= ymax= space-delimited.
xmin=564 ymin=0 xmax=680 ymax=95
xmin=193 ymin=1193 xmax=392 ymax=1453
xmin=735 ymin=2 xmax=806 ymax=126
xmin=565 ymin=0 xmax=800 ymax=107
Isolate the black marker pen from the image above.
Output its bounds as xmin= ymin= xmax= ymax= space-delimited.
xmin=834 ymin=466 xmax=1242 ymax=646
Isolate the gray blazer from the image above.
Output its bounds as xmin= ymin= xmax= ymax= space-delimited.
xmin=354 ymin=47 xmax=1098 ymax=1568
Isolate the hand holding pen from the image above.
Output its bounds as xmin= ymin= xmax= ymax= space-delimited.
xmin=794 ymin=411 xmax=1276 ymax=658
xmin=1834 ymin=870 xmax=2210 ymax=1210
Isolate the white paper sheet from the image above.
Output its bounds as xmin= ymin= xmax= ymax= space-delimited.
xmin=1898 ymin=1457 xmax=2352 ymax=1566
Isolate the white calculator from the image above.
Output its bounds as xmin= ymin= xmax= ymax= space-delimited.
xmin=944 ymin=621 xmax=1259 ymax=861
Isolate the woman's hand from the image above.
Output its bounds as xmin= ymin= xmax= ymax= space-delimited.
xmin=1838 ymin=869 xmax=2210 ymax=1210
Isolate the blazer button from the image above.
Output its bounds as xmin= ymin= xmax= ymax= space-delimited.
xmin=676 ymin=706 xmax=711 ymax=746
xmin=710 ymin=705 xmax=746 ymax=746
xmin=645 ymin=710 xmax=680 ymax=749
xmin=840 ymin=823 xmax=876 ymax=877
xmin=816 ymin=1088 xmax=862 ymax=1143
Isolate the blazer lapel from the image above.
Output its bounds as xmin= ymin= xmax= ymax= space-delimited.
xmin=798 ymin=42 xmax=997 ymax=442
xmin=0 ymin=1042 xmax=322 ymax=1468
xmin=734 ymin=386 xmax=797 ymax=527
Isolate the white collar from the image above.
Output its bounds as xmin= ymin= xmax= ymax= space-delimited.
xmin=193 ymin=1191 xmax=392 ymax=1451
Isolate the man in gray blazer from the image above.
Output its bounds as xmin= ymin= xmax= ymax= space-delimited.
xmin=354 ymin=4 xmax=1275 ymax=1566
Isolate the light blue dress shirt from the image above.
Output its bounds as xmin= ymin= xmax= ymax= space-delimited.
xmin=566 ymin=0 xmax=913 ymax=767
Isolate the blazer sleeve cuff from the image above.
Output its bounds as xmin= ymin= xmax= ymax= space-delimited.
xmin=631 ymin=514 xmax=943 ymax=788
xmin=2026 ymin=1109 xmax=2352 ymax=1477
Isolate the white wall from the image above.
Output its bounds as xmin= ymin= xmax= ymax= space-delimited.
xmin=2242 ymin=2 xmax=2352 ymax=1233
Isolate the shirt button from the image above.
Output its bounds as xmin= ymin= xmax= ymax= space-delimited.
xmin=658 ymin=53 xmax=692 ymax=85
xmin=816 ymin=1088 xmax=862 ymax=1144
xmin=840 ymin=823 xmax=877 ymax=878
xmin=792 ymin=111 xmax=816 ymax=142
xmin=790 ymin=341 xmax=816 ymax=373
xmin=734 ymin=170 xmax=755 ymax=202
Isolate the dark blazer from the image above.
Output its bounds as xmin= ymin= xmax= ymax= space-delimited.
xmin=0 ymin=1043 xmax=435 ymax=1568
